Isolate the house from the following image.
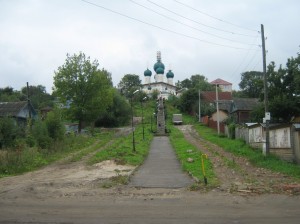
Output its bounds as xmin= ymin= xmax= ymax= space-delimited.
xmin=201 ymin=91 xmax=233 ymax=122
xmin=0 ymin=101 xmax=37 ymax=125
xmin=201 ymin=91 xmax=232 ymax=103
xmin=210 ymin=78 xmax=232 ymax=93
xmin=230 ymin=98 xmax=259 ymax=123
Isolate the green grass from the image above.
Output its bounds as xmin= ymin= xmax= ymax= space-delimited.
xmin=168 ymin=125 xmax=218 ymax=187
xmin=67 ymin=131 xmax=113 ymax=162
xmin=194 ymin=124 xmax=300 ymax=179
xmin=0 ymin=132 xmax=108 ymax=177
xmin=89 ymin=124 xmax=153 ymax=166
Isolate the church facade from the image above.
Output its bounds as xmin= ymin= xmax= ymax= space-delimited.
xmin=141 ymin=51 xmax=177 ymax=99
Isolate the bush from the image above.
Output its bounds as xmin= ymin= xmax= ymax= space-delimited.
xmin=32 ymin=120 xmax=52 ymax=149
xmin=0 ymin=117 xmax=17 ymax=148
xmin=45 ymin=108 xmax=65 ymax=141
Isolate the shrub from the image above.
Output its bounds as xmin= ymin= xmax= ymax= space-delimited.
xmin=0 ymin=117 xmax=17 ymax=148
xmin=45 ymin=108 xmax=65 ymax=141
xmin=32 ymin=119 xmax=52 ymax=149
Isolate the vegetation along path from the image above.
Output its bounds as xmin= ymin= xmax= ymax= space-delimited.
xmin=0 ymin=128 xmax=136 ymax=200
xmin=177 ymin=125 xmax=300 ymax=195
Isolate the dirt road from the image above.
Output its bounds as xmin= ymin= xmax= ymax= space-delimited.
xmin=176 ymin=125 xmax=300 ymax=194
xmin=0 ymin=125 xmax=300 ymax=223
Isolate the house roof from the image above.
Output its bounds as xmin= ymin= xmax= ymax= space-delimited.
xmin=210 ymin=78 xmax=232 ymax=85
xmin=201 ymin=91 xmax=232 ymax=102
xmin=218 ymin=100 xmax=232 ymax=112
xmin=231 ymin=98 xmax=259 ymax=112
xmin=0 ymin=101 xmax=28 ymax=117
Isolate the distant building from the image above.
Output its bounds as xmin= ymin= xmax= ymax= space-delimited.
xmin=141 ymin=51 xmax=177 ymax=99
xmin=0 ymin=101 xmax=37 ymax=126
xmin=210 ymin=78 xmax=232 ymax=93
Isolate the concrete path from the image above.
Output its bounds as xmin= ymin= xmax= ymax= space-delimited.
xmin=129 ymin=136 xmax=193 ymax=188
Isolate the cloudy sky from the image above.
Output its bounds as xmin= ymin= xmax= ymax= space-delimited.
xmin=1 ymin=0 xmax=299 ymax=93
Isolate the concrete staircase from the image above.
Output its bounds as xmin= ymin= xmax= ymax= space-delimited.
xmin=156 ymin=98 xmax=166 ymax=135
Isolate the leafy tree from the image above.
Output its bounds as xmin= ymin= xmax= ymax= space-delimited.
xmin=180 ymin=78 xmax=192 ymax=89
xmin=239 ymin=71 xmax=264 ymax=98
xmin=190 ymin=74 xmax=214 ymax=91
xmin=0 ymin=87 xmax=20 ymax=102
xmin=95 ymin=89 xmax=131 ymax=127
xmin=118 ymin=74 xmax=141 ymax=99
xmin=267 ymin=60 xmax=300 ymax=122
xmin=176 ymin=74 xmax=214 ymax=91
xmin=178 ymin=88 xmax=198 ymax=114
xmin=250 ymin=52 xmax=300 ymax=122
xmin=20 ymin=85 xmax=54 ymax=109
xmin=53 ymin=52 xmax=113 ymax=132
xmin=176 ymin=74 xmax=213 ymax=115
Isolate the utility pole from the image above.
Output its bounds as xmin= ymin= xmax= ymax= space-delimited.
xmin=26 ymin=82 xmax=31 ymax=119
xmin=198 ymin=89 xmax=201 ymax=122
xmin=216 ymin=84 xmax=220 ymax=135
xmin=261 ymin=24 xmax=270 ymax=156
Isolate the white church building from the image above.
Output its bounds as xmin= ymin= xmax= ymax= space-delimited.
xmin=141 ymin=51 xmax=177 ymax=99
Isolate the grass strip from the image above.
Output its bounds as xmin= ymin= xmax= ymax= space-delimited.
xmin=169 ymin=125 xmax=218 ymax=188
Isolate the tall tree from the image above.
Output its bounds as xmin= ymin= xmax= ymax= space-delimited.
xmin=267 ymin=58 xmax=300 ymax=122
xmin=118 ymin=74 xmax=141 ymax=99
xmin=53 ymin=52 xmax=113 ymax=132
xmin=177 ymin=74 xmax=213 ymax=91
xmin=239 ymin=71 xmax=264 ymax=98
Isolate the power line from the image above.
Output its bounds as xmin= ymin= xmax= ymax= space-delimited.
xmin=129 ymin=0 xmax=258 ymax=46
xmin=80 ymin=0 xmax=259 ymax=50
xmin=231 ymin=36 xmax=260 ymax=77
xmin=147 ymin=0 xmax=258 ymax=37
xmin=174 ymin=0 xmax=259 ymax=33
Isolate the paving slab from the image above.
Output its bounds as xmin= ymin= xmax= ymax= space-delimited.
xmin=129 ymin=136 xmax=193 ymax=188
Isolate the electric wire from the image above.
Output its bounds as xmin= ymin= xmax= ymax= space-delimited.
xmin=147 ymin=0 xmax=258 ymax=37
xmin=80 ymin=0 xmax=258 ymax=50
xmin=129 ymin=0 xmax=258 ymax=46
xmin=174 ymin=0 xmax=259 ymax=33
xmin=231 ymin=35 xmax=261 ymax=77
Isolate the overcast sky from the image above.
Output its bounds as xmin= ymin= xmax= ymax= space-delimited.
xmin=1 ymin=0 xmax=299 ymax=93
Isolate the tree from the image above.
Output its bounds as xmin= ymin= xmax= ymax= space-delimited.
xmin=190 ymin=74 xmax=214 ymax=91
xmin=0 ymin=87 xmax=20 ymax=102
xmin=95 ymin=89 xmax=131 ymax=127
xmin=177 ymin=74 xmax=213 ymax=91
xmin=178 ymin=88 xmax=198 ymax=114
xmin=266 ymin=59 xmax=300 ymax=122
xmin=53 ymin=52 xmax=113 ymax=132
xmin=249 ymin=51 xmax=300 ymax=122
xmin=239 ymin=71 xmax=264 ymax=98
xmin=118 ymin=74 xmax=141 ymax=99
xmin=20 ymin=85 xmax=54 ymax=109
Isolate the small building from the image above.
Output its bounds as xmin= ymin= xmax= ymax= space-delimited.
xmin=0 ymin=101 xmax=37 ymax=125
xmin=230 ymin=98 xmax=259 ymax=123
xmin=210 ymin=78 xmax=232 ymax=93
